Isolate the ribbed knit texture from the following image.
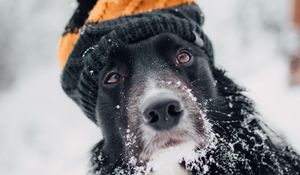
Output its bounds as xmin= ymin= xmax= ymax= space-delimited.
xmin=60 ymin=1 xmax=214 ymax=124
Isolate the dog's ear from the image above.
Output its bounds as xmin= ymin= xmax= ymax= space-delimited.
xmin=193 ymin=31 xmax=204 ymax=48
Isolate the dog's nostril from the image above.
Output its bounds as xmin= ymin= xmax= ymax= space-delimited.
xmin=167 ymin=104 xmax=183 ymax=117
xmin=148 ymin=111 xmax=159 ymax=123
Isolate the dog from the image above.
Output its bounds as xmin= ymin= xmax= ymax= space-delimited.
xmin=58 ymin=0 xmax=300 ymax=174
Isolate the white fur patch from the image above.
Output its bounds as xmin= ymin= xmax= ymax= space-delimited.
xmin=146 ymin=141 xmax=198 ymax=175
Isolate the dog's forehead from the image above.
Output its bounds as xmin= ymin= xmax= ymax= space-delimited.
xmin=107 ymin=33 xmax=189 ymax=60
xmin=126 ymin=33 xmax=189 ymax=63
xmin=129 ymin=33 xmax=186 ymax=50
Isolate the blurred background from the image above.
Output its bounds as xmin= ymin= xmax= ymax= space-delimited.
xmin=0 ymin=0 xmax=299 ymax=174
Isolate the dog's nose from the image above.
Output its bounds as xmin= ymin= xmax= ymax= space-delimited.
xmin=143 ymin=98 xmax=184 ymax=130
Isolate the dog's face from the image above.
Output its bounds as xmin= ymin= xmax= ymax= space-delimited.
xmin=95 ymin=33 xmax=216 ymax=166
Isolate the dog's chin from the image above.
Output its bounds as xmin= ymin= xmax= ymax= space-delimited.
xmin=139 ymin=127 xmax=206 ymax=162
xmin=154 ymin=130 xmax=191 ymax=149
xmin=139 ymin=118 xmax=208 ymax=163
xmin=160 ymin=137 xmax=185 ymax=148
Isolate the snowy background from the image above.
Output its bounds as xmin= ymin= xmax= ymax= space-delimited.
xmin=0 ymin=0 xmax=299 ymax=174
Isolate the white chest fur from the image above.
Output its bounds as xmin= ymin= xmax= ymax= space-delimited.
xmin=148 ymin=162 xmax=188 ymax=175
xmin=146 ymin=142 xmax=198 ymax=175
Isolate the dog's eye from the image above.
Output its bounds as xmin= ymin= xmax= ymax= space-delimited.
xmin=176 ymin=51 xmax=191 ymax=65
xmin=104 ymin=72 xmax=121 ymax=84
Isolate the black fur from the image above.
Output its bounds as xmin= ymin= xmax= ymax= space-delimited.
xmin=86 ymin=33 xmax=300 ymax=175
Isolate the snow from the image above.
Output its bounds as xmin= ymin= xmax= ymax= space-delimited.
xmin=0 ymin=66 xmax=100 ymax=175
xmin=0 ymin=0 xmax=299 ymax=174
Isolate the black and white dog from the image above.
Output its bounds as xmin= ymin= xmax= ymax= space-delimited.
xmin=88 ymin=33 xmax=300 ymax=174
xmin=58 ymin=1 xmax=300 ymax=174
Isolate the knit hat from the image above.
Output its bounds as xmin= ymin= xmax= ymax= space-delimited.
xmin=58 ymin=0 xmax=214 ymax=124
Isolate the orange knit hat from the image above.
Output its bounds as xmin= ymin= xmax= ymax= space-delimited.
xmin=59 ymin=0 xmax=214 ymax=124
xmin=58 ymin=0 xmax=195 ymax=69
